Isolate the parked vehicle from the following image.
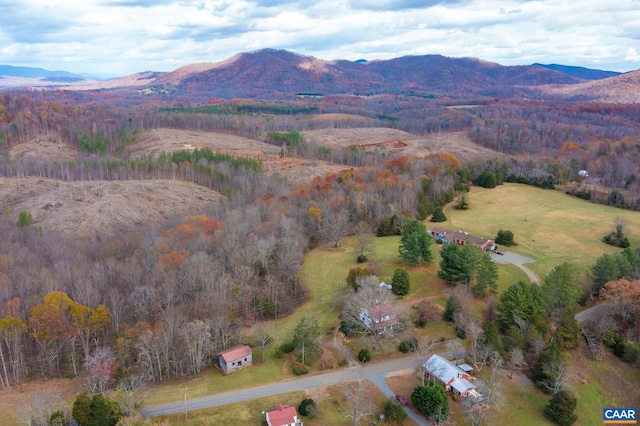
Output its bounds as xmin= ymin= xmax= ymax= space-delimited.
xmin=395 ymin=394 xmax=408 ymax=406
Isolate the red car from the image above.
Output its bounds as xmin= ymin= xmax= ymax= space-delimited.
xmin=395 ymin=394 xmax=408 ymax=406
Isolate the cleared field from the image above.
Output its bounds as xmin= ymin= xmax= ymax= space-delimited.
xmin=0 ymin=177 xmax=223 ymax=239
xmin=443 ymin=183 xmax=640 ymax=277
xmin=302 ymin=129 xmax=501 ymax=163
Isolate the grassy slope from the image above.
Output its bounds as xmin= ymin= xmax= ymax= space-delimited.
xmin=443 ymin=183 xmax=640 ymax=278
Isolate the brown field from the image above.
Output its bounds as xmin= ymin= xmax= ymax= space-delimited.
xmin=8 ymin=132 xmax=78 ymax=161
xmin=0 ymin=177 xmax=223 ymax=239
xmin=302 ymin=128 xmax=501 ymax=163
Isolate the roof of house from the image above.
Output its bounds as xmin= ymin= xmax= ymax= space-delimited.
xmin=370 ymin=303 xmax=399 ymax=328
xmin=218 ymin=344 xmax=252 ymax=362
xmin=450 ymin=378 xmax=476 ymax=394
xmin=266 ymin=404 xmax=297 ymax=426
xmin=423 ymin=354 xmax=467 ymax=384
xmin=429 ymin=226 xmax=447 ymax=235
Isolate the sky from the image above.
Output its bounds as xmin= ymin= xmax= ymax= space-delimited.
xmin=1 ymin=0 xmax=639 ymax=77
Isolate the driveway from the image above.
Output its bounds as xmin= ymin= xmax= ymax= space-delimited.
xmin=491 ymin=251 xmax=539 ymax=283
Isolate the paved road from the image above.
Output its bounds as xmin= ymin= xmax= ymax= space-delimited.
xmin=142 ymin=355 xmax=425 ymax=418
xmin=575 ymin=302 xmax=611 ymax=323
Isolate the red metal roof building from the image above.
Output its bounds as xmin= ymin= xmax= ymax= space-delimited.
xmin=265 ymin=404 xmax=303 ymax=426
xmin=217 ymin=344 xmax=252 ymax=374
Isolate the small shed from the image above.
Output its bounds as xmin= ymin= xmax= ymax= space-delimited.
xmin=218 ymin=344 xmax=252 ymax=374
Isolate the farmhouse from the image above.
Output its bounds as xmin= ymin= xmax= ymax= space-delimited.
xmin=428 ymin=227 xmax=495 ymax=251
xmin=265 ymin=404 xmax=303 ymax=426
xmin=359 ymin=302 xmax=400 ymax=332
xmin=217 ymin=344 xmax=252 ymax=374
xmin=423 ymin=354 xmax=486 ymax=402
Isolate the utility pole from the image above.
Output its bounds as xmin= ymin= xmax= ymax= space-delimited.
xmin=184 ymin=387 xmax=188 ymax=421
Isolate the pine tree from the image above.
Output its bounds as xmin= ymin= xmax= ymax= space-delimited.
xmin=544 ymin=390 xmax=577 ymax=426
xmin=391 ymin=268 xmax=410 ymax=295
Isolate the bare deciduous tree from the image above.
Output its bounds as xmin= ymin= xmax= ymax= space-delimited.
xmin=339 ymin=378 xmax=376 ymax=426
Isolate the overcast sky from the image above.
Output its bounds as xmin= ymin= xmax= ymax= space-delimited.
xmin=1 ymin=0 xmax=639 ymax=77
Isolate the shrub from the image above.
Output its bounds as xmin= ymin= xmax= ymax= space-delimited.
xmin=292 ymin=361 xmax=309 ymax=375
xmin=398 ymin=337 xmax=418 ymax=353
xmin=495 ymin=229 xmax=515 ymax=246
xmin=383 ymin=397 xmax=407 ymax=422
xmin=358 ymin=348 xmax=371 ymax=363
xmin=622 ymin=342 xmax=640 ymax=363
xmin=544 ymin=390 xmax=577 ymax=426
xmin=602 ymin=331 xmax=622 ymax=348
xmin=356 ymin=254 xmax=368 ymax=263
xmin=298 ymin=398 xmax=317 ymax=418
xmin=17 ymin=210 xmax=32 ymax=228
xmin=280 ymin=342 xmax=295 ymax=353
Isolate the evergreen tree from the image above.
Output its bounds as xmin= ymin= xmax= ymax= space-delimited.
xmin=544 ymin=390 xmax=577 ymax=426
xmin=556 ymin=309 xmax=581 ymax=350
xmin=391 ymin=268 xmax=410 ymax=296
xmin=411 ymin=384 xmax=449 ymax=420
xmin=293 ymin=315 xmax=321 ymax=365
xmin=430 ymin=205 xmax=447 ymax=222
xmin=542 ymin=262 xmax=580 ymax=319
xmin=399 ymin=218 xmax=433 ymax=266
xmin=473 ymin=251 xmax=499 ymax=297
xmin=443 ymin=295 xmax=460 ymax=322
xmin=384 ymin=397 xmax=408 ymax=422
xmin=72 ymin=392 xmax=92 ymax=426
xmin=438 ymin=243 xmax=476 ymax=286
xmin=496 ymin=281 xmax=547 ymax=331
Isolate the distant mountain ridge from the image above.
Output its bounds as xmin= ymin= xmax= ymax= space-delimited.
xmin=3 ymin=49 xmax=637 ymax=102
xmin=533 ymin=63 xmax=620 ymax=80
xmin=0 ymin=65 xmax=85 ymax=81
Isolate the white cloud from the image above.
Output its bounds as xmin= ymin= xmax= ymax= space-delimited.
xmin=0 ymin=0 xmax=638 ymax=76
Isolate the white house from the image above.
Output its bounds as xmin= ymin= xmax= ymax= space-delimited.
xmin=359 ymin=302 xmax=400 ymax=332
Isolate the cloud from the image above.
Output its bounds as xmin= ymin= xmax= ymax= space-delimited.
xmin=1 ymin=0 xmax=639 ymax=75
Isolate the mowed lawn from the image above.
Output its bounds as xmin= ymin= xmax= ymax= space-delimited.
xmin=443 ymin=183 xmax=640 ymax=278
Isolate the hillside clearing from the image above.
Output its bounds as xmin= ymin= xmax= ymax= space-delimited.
xmin=0 ymin=177 xmax=223 ymax=238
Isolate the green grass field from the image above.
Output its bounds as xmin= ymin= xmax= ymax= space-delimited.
xmin=444 ymin=183 xmax=640 ymax=278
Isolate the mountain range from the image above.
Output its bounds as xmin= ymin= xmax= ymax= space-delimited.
xmin=2 ymin=49 xmax=637 ymax=102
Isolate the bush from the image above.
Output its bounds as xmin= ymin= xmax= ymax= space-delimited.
xmin=622 ymin=342 xmax=640 ymax=363
xmin=495 ymin=229 xmax=515 ymax=246
xmin=544 ymin=390 xmax=577 ymax=426
xmin=17 ymin=210 xmax=32 ymax=228
xmin=358 ymin=348 xmax=371 ymax=363
xmin=298 ymin=398 xmax=317 ymax=418
xmin=383 ymin=397 xmax=408 ymax=422
xmin=292 ymin=361 xmax=309 ymax=375
xmin=602 ymin=331 xmax=622 ymax=348
xmin=398 ymin=337 xmax=418 ymax=353
xmin=356 ymin=254 xmax=368 ymax=263
xmin=280 ymin=342 xmax=295 ymax=353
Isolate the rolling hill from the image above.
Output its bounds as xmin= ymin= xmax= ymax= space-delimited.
xmin=58 ymin=49 xmax=637 ymax=102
